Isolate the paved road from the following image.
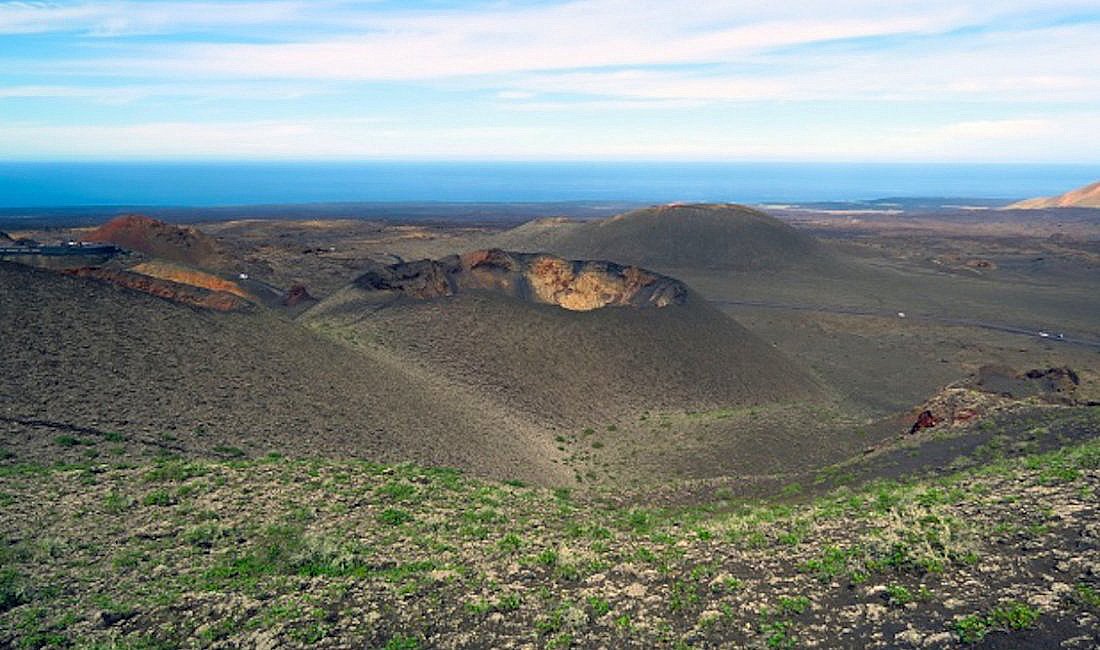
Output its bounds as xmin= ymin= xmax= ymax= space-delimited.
xmin=712 ymin=299 xmax=1100 ymax=350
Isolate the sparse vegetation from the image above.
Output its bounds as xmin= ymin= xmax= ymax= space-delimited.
xmin=1 ymin=403 xmax=1099 ymax=647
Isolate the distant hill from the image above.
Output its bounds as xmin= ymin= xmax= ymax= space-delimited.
xmin=489 ymin=203 xmax=837 ymax=272
xmin=304 ymin=251 xmax=822 ymax=425
xmin=84 ymin=214 xmax=231 ymax=270
xmin=1008 ymin=180 xmax=1100 ymax=209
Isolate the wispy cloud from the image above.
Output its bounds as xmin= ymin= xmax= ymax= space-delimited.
xmin=0 ymin=1 xmax=312 ymax=36
xmin=0 ymin=81 xmax=322 ymax=102
xmin=0 ymin=118 xmax=546 ymax=158
xmin=4 ymin=113 xmax=1094 ymax=161
xmin=2 ymin=1 xmax=1099 ymax=160
xmin=67 ymin=4 xmax=977 ymax=80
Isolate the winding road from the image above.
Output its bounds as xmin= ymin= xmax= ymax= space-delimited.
xmin=711 ymin=299 xmax=1100 ymax=350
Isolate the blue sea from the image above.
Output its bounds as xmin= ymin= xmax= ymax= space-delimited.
xmin=0 ymin=161 xmax=1097 ymax=208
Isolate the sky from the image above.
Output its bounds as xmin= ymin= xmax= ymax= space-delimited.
xmin=0 ymin=0 xmax=1098 ymax=161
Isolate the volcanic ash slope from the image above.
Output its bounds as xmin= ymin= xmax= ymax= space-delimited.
xmin=490 ymin=203 xmax=838 ymax=273
xmin=0 ymin=261 xmax=568 ymax=485
xmin=303 ymin=249 xmax=822 ymax=426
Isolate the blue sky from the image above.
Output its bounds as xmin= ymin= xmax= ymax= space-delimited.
xmin=0 ymin=0 xmax=1098 ymax=161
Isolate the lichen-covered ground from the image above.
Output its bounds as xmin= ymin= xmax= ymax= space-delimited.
xmin=2 ymin=410 xmax=1100 ymax=649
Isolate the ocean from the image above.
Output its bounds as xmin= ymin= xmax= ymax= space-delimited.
xmin=0 ymin=161 xmax=1097 ymax=208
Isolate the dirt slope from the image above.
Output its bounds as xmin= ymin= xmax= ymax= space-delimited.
xmin=0 ymin=262 xmax=567 ymax=485
xmin=1009 ymin=180 xmax=1100 ymax=209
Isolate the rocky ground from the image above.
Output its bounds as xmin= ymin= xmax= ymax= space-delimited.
xmin=2 ymin=407 xmax=1098 ymax=649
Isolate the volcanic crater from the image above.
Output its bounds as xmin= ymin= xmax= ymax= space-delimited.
xmin=354 ymin=248 xmax=688 ymax=311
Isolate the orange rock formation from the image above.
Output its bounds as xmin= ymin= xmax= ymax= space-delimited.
xmin=65 ymin=267 xmax=247 ymax=312
xmin=130 ymin=261 xmax=252 ymax=300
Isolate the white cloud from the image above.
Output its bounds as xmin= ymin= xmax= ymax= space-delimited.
xmin=4 ymin=1 xmax=1100 ymax=160
xmin=496 ymin=90 xmax=535 ymax=100
xmin=2 ymin=113 xmax=1095 ymax=161
xmin=499 ymin=98 xmax=704 ymax=112
xmin=26 ymin=2 xmax=1100 ymax=108
xmin=936 ymin=119 xmax=1055 ymax=139
xmin=0 ymin=1 xmax=312 ymax=35
xmin=92 ymin=4 xmax=974 ymax=81
xmin=0 ymin=82 xmax=323 ymax=102
xmin=0 ymin=119 xmax=544 ymax=158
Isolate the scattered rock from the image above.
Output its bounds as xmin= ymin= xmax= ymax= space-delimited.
xmin=96 ymin=609 xmax=136 ymax=628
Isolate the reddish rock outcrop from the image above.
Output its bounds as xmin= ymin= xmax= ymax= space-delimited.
xmin=64 ymin=267 xmax=247 ymax=312
xmin=130 ymin=261 xmax=252 ymax=300
xmin=909 ymin=365 xmax=1084 ymax=435
xmin=84 ymin=215 xmax=228 ymax=269
xmin=354 ymin=249 xmax=687 ymax=311
xmin=908 ymin=410 xmax=939 ymax=434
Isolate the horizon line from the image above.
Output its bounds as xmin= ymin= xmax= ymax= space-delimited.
xmin=2 ymin=159 xmax=1100 ymax=166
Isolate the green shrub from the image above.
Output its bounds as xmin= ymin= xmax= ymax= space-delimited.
xmin=142 ymin=489 xmax=173 ymax=507
xmin=103 ymin=491 xmax=135 ymax=514
xmin=376 ymin=482 xmax=418 ymax=501
xmin=54 ymin=435 xmax=89 ymax=448
xmin=777 ymin=595 xmax=810 ymax=615
xmin=498 ymin=533 xmax=523 ymax=553
xmin=384 ymin=635 xmax=421 ymax=650
xmin=0 ymin=569 xmax=30 ymax=612
xmin=144 ymin=460 xmax=207 ymax=482
xmin=377 ymin=508 xmax=413 ymax=526
xmin=1073 ymin=583 xmax=1100 ymax=609
xmin=587 ymin=596 xmax=611 ymax=617
xmin=885 ymin=584 xmax=912 ymax=606
xmin=989 ymin=601 xmax=1039 ymax=630
xmin=954 ymin=614 xmax=988 ymax=643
